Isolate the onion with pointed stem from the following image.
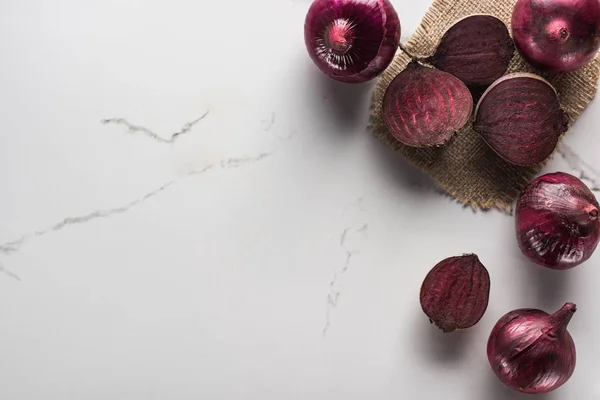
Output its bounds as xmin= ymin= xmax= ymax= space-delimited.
xmin=488 ymin=303 xmax=577 ymax=394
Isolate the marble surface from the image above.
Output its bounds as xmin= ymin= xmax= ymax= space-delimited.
xmin=1 ymin=1 xmax=600 ymax=399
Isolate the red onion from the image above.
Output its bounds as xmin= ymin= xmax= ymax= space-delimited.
xmin=425 ymin=15 xmax=515 ymax=86
xmin=487 ymin=303 xmax=577 ymax=394
xmin=304 ymin=0 xmax=400 ymax=83
xmin=516 ymin=172 xmax=600 ymax=269
xmin=473 ymin=73 xmax=569 ymax=166
xmin=420 ymin=254 xmax=490 ymax=332
xmin=512 ymin=0 xmax=600 ymax=73
xmin=382 ymin=62 xmax=473 ymax=147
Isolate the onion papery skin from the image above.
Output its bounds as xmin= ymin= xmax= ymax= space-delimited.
xmin=383 ymin=62 xmax=473 ymax=147
xmin=516 ymin=172 xmax=600 ymax=269
xmin=487 ymin=303 xmax=577 ymax=394
xmin=512 ymin=0 xmax=600 ymax=73
xmin=304 ymin=0 xmax=401 ymax=83
xmin=426 ymin=15 xmax=515 ymax=86
xmin=420 ymin=254 xmax=490 ymax=333
xmin=473 ymin=73 xmax=569 ymax=166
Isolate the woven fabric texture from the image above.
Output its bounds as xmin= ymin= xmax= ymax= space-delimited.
xmin=370 ymin=0 xmax=600 ymax=212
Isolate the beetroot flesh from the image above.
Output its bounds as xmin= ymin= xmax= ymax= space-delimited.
xmin=427 ymin=15 xmax=515 ymax=86
xmin=420 ymin=254 xmax=491 ymax=333
xmin=473 ymin=73 xmax=569 ymax=166
xmin=383 ymin=62 xmax=473 ymax=147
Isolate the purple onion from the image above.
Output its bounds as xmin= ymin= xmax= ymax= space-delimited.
xmin=304 ymin=0 xmax=401 ymax=83
xmin=488 ymin=303 xmax=577 ymax=394
xmin=512 ymin=0 xmax=600 ymax=73
xmin=516 ymin=172 xmax=600 ymax=269
xmin=383 ymin=62 xmax=473 ymax=147
xmin=473 ymin=73 xmax=569 ymax=166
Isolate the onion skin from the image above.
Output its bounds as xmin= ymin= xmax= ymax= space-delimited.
xmin=512 ymin=0 xmax=600 ymax=73
xmin=419 ymin=254 xmax=490 ymax=333
xmin=426 ymin=15 xmax=515 ymax=86
xmin=516 ymin=172 xmax=600 ymax=269
xmin=304 ymin=0 xmax=401 ymax=83
xmin=473 ymin=73 xmax=569 ymax=166
xmin=487 ymin=303 xmax=577 ymax=394
xmin=383 ymin=62 xmax=473 ymax=147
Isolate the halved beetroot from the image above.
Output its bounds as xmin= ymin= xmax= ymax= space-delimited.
xmin=383 ymin=62 xmax=473 ymax=147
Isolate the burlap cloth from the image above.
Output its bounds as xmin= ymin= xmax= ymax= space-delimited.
xmin=370 ymin=0 xmax=600 ymax=212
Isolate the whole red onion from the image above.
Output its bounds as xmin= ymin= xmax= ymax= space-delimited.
xmin=487 ymin=303 xmax=577 ymax=394
xmin=304 ymin=0 xmax=400 ymax=83
xmin=516 ymin=172 xmax=600 ymax=269
xmin=512 ymin=0 xmax=600 ymax=73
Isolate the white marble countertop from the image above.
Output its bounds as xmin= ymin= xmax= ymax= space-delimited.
xmin=1 ymin=1 xmax=600 ymax=399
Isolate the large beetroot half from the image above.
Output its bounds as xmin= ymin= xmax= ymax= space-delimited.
xmin=473 ymin=73 xmax=569 ymax=166
xmin=383 ymin=62 xmax=473 ymax=147
xmin=425 ymin=15 xmax=515 ymax=86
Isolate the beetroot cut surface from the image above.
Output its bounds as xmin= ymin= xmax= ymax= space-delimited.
xmin=473 ymin=73 xmax=569 ymax=166
xmin=426 ymin=14 xmax=515 ymax=86
xmin=382 ymin=61 xmax=473 ymax=147
xmin=420 ymin=254 xmax=491 ymax=333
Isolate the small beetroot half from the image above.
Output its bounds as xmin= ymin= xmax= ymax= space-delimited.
xmin=425 ymin=15 xmax=515 ymax=86
xmin=382 ymin=62 xmax=473 ymax=147
xmin=473 ymin=73 xmax=569 ymax=166
xmin=420 ymin=254 xmax=491 ymax=333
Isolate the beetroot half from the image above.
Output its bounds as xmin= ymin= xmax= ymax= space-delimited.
xmin=473 ymin=73 xmax=569 ymax=166
xmin=425 ymin=15 xmax=515 ymax=86
xmin=383 ymin=62 xmax=473 ymax=147
xmin=420 ymin=254 xmax=491 ymax=333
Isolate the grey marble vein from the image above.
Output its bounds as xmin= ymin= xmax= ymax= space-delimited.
xmin=0 ymin=180 xmax=178 ymax=255
xmin=323 ymin=222 xmax=368 ymax=336
xmin=101 ymin=110 xmax=210 ymax=144
xmin=261 ymin=112 xmax=276 ymax=132
xmin=0 ymin=262 xmax=21 ymax=281
xmin=556 ymin=143 xmax=600 ymax=191
xmin=0 ymin=152 xmax=273 ymax=260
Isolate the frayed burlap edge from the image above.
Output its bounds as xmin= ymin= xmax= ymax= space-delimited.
xmin=370 ymin=0 xmax=600 ymax=213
